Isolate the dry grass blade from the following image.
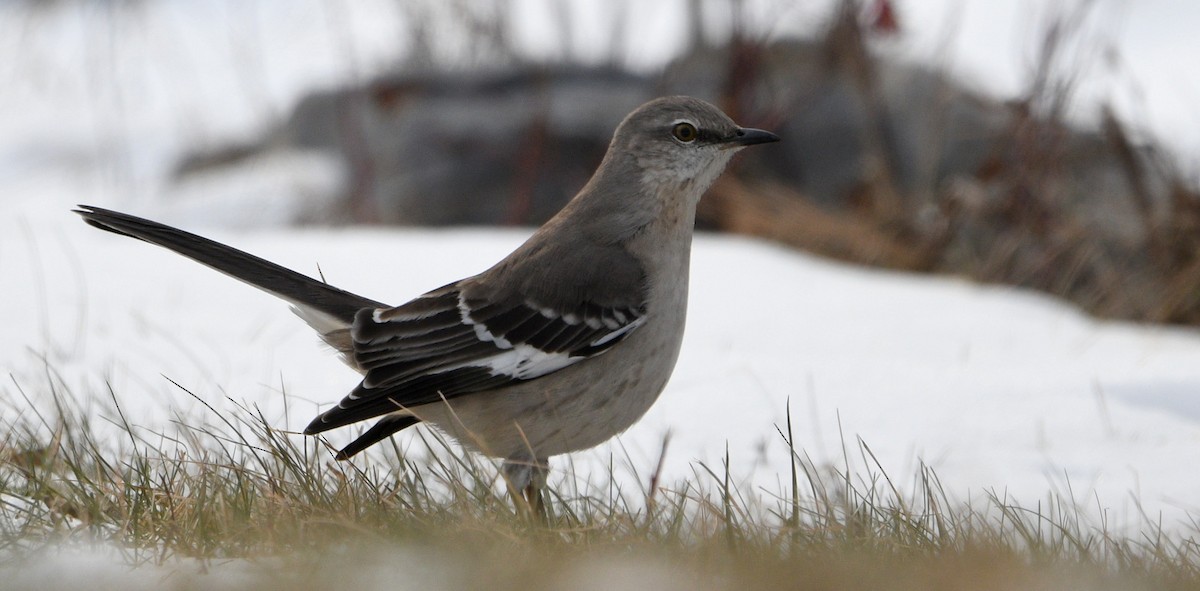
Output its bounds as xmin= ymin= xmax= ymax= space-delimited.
xmin=0 ymin=372 xmax=1196 ymax=590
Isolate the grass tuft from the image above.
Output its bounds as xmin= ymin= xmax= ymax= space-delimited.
xmin=0 ymin=372 xmax=1197 ymax=589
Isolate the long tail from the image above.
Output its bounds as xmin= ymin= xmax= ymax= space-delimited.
xmin=76 ymin=205 xmax=424 ymax=458
xmin=74 ymin=205 xmax=386 ymax=361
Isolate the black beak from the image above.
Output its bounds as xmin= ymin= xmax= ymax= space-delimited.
xmin=722 ymin=127 xmax=780 ymax=148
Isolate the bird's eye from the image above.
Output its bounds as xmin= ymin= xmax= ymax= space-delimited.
xmin=671 ymin=122 xmax=698 ymax=143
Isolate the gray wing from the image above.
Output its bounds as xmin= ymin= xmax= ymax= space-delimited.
xmin=303 ymin=279 xmax=647 ymax=434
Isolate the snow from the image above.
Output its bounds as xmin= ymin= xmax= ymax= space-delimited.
xmin=5 ymin=202 xmax=1200 ymax=534
xmin=1 ymin=0 xmax=1199 ymax=574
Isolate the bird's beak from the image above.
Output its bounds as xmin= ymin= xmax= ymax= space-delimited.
xmin=721 ymin=127 xmax=781 ymax=149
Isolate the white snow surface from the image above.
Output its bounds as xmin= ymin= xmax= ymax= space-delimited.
xmin=5 ymin=198 xmax=1200 ymax=534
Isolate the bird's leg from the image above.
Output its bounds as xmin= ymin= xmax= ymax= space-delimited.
xmin=503 ymin=455 xmax=550 ymax=521
xmin=524 ymin=459 xmax=549 ymax=520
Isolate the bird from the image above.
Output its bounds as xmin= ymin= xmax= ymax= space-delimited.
xmin=76 ymin=95 xmax=779 ymax=508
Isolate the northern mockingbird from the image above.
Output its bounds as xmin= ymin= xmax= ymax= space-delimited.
xmin=76 ymin=96 xmax=779 ymax=505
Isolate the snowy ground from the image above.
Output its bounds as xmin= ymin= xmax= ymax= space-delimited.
xmin=7 ymin=189 xmax=1200 ymax=533
xmin=1 ymin=1 xmax=1199 ymax=576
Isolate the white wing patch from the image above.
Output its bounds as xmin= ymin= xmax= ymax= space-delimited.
xmin=450 ymin=291 xmax=646 ymax=381
xmin=425 ymin=343 xmax=580 ymax=382
xmin=453 ymin=292 xmax=578 ymax=379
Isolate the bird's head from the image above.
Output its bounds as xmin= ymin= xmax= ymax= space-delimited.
xmin=609 ymin=96 xmax=779 ymax=199
xmin=555 ymin=96 xmax=779 ymax=242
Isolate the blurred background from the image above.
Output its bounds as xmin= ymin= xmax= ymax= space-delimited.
xmin=3 ymin=0 xmax=1199 ymax=326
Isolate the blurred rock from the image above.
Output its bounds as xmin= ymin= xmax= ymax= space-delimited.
xmin=171 ymin=36 xmax=1200 ymax=325
xmin=175 ymin=39 xmax=1142 ymax=232
xmin=178 ymin=67 xmax=654 ymax=226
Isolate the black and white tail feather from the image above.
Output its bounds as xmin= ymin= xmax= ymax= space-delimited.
xmin=74 ymin=205 xmax=646 ymax=460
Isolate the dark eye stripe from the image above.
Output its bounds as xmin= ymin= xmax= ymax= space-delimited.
xmin=669 ymin=124 xmax=725 ymax=144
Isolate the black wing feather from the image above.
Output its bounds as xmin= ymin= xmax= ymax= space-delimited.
xmin=334 ymin=415 xmax=421 ymax=460
xmin=304 ymin=285 xmax=646 ymax=434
